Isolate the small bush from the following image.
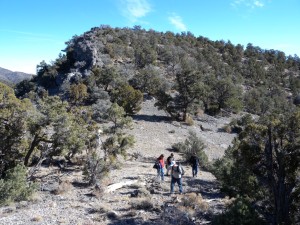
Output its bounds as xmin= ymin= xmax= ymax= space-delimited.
xmin=0 ymin=164 xmax=37 ymax=206
xmin=31 ymin=215 xmax=43 ymax=222
xmin=181 ymin=193 xmax=209 ymax=211
xmin=226 ymin=114 xmax=254 ymax=134
xmin=130 ymin=187 xmax=151 ymax=198
xmin=89 ymin=203 xmax=110 ymax=214
xmin=206 ymin=105 xmax=220 ymax=116
xmin=212 ymin=197 xmax=266 ymax=225
xmin=52 ymin=180 xmax=72 ymax=195
xmin=172 ymin=131 xmax=209 ymax=169
xmin=185 ymin=115 xmax=194 ymax=126
xmin=221 ymin=124 xmax=232 ymax=133
xmin=171 ymin=142 xmax=185 ymax=152
xmin=130 ymin=198 xmax=154 ymax=210
xmin=83 ymin=152 xmax=109 ymax=185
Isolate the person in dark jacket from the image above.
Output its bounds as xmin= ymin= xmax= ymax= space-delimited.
xmin=190 ymin=153 xmax=200 ymax=177
xmin=166 ymin=153 xmax=174 ymax=176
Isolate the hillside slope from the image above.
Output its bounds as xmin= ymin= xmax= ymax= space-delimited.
xmin=0 ymin=67 xmax=33 ymax=85
xmin=0 ymin=98 xmax=236 ymax=225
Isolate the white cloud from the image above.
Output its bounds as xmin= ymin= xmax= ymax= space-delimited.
xmin=254 ymin=1 xmax=264 ymax=7
xmin=120 ymin=0 xmax=152 ymax=22
xmin=231 ymin=0 xmax=268 ymax=9
xmin=168 ymin=14 xmax=187 ymax=31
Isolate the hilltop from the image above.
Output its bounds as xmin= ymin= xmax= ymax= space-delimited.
xmin=17 ymin=25 xmax=300 ymax=116
xmin=1 ymin=26 xmax=300 ymax=224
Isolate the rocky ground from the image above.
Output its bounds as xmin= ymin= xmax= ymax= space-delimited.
xmin=0 ymin=97 xmax=237 ymax=225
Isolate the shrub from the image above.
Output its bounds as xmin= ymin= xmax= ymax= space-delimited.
xmin=111 ymin=84 xmax=143 ymax=115
xmin=212 ymin=197 xmax=266 ymax=225
xmin=171 ymin=142 xmax=186 ymax=152
xmin=172 ymin=131 xmax=209 ymax=169
xmin=83 ymin=152 xmax=109 ymax=186
xmin=51 ymin=180 xmax=72 ymax=195
xmin=130 ymin=187 xmax=151 ymax=198
xmin=0 ymin=164 xmax=37 ymax=206
xmin=205 ymin=104 xmax=220 ymax=116
xmin=221 ymin=124 xmax=232 ymax=133
xmin=130 ymin=198 xmax=154 ymax=210
xmin=221 ymin=114 xmax=254 ymax=134
xmin=181 ymin=193 xmax=208 ymax=211
xmin=185 ymin=114 xmax=194 ymax=126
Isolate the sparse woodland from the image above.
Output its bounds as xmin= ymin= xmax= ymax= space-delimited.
xmin=1 ymin=25 xmax=300 ymax=224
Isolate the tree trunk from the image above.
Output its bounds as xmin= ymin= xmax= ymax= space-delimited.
xmin=265 ymin=127 xmax=292 ymax=225
xmin=24 ymin=134 xmax=40 ymax=166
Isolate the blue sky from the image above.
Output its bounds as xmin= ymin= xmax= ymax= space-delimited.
xmin=0 ymin=0 xmax=299 ymax=74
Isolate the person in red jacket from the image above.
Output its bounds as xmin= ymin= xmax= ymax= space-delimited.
xmin=157 ymin=154 xmax=165 ymax=181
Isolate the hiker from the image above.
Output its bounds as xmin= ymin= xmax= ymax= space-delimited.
xmin=190 ymin=153 xmax=200 ymax=177
xmin=170 ymin=161 xmax=184 ymax=194
xmin=156 ymin=154 xmax=165 ymax=181
xmin=166 ymin=153 xmax=174 ymax=176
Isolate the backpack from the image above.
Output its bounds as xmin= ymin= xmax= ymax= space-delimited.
xmin=153 ymin=161 xmax=160 ymax=169
xmin=190 ymin=155 xmax=198 ymax=165
xmin=176 ymin=165 xmax=185 ymax=175
xmin=180 ymin=166 xmax=185 ymax=175
xmin=167 ymin=156 xmax=173 ymax=164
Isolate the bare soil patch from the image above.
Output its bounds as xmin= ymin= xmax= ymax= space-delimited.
xmin=0 ymin=98 xmax=236 ymax=225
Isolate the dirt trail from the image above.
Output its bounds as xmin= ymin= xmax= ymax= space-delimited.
xmin=102 ymin=98 xmax=235 ymax=223
xmin=0 ymin=98 xmax=236 ymax=225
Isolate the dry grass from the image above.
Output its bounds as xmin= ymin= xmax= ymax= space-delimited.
xmin=159 ymin=181 xmax=171 ymax=192
xmin=130 ymin=197 xmax=154 ymax=211
xmin=221 ymin=124 xmax=232 ymax=133
xmin=223 ymin=196 xmax=236 ymax=206
xmin=51 ymin=180 xmax=72 ymax=195
xmin=89 ymin=202 xmax=110 ymax=214
xmin=71 ymin=155 xmax=86 ymax=166
xmin=28 ymin=192 xmax=43 ymax=203
xmin=195 ymin=108 xmax=205 ymax=117
xmin=185 ymin=114 xmax=195 ymax=126
xmin=181 ymin=192 xmax=209 ymax=211
xmin=133 ymin=187 xmax=151 ymax=198
xmin=31 ymin=215 xmax=43 ymax=222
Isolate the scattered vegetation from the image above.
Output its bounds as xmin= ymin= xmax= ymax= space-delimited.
xmin=1 ymin=25 xmax=300 ymax=223
xmin=0 ymin=165 xmax=37 ymax=206
xmin=130 ymin=198 xmax=154 ymax=211
xmin=221 ymin=114 xmax=254 ymax=134
xmin=212 ymin=197 xmax=266 ymax=225
xmin=181 ymin=193 xmax=208 ymax=211
xmin=212 ymin=111 xmax=300 ymax=225
xmin=172 ymin=131 xmax=209 ymax=169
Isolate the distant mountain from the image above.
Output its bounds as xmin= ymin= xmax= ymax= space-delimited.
xmin=0 ymin=67 xmax=33 ymax=86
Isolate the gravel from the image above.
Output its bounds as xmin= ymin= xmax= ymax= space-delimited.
xmin=0 ymin=98 xmax=237 ymax=225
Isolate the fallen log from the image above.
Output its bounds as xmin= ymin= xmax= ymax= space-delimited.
xmin=105 ymin=180 xmax=146 ymax=193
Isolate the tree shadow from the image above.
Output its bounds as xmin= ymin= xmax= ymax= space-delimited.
xmin=140 ymin=157 xmax=158 ymax=163
xmin=107 ymin=216 xmax=162 ymax=225
xmin=123 ymin=176 xmax=140 ymax=180
xmin=72 ymin=180 xmax=90 ymax=189
xmin=132 ymin=114 xmax=171 ymax=123
xmin=186 ymin=179 xmax=225 ymax=200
